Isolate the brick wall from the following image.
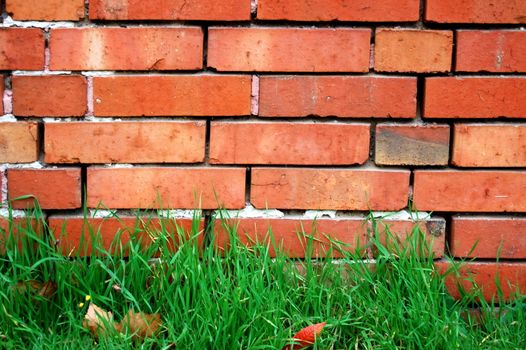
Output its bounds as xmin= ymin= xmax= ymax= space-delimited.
xmin=1 ymin=0 xmax=526 ymax=300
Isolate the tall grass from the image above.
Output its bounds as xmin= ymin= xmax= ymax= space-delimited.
xmin=0 ymin=206 xmax=525 ymax=349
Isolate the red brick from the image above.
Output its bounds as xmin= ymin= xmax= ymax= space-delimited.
xmin=8 ymin=168 xmax=81 ymax=209
xmin=456 ymin=31 xmax=526 ymax=72
xmin=12 ymin=75 xmax=87 ymax=117
xmin=214 ymin=218 xmax=367 ymax=258
xmin=93 ymin=75 xmax=251 ymax=117
xmin=0 ymin=122 xmax=39 ymax=163
xmin=413 ymin=171 xmax=526 ymax=212
xmin=208 ymin=28 xmax=370 ymax=72
xmin=424 ymin=77 xmax=526 ymax=119
xmin=374 ymin=217 xmax=446 ymax=258
xmin=375 ymin=29 xmax=453 ymax=72
xmin=49 ymin=216 xmax=204 ymax=256
xmin=87 ymin=167 xmax=245 ymax=209
xmin=0 ymin=217 xmax=42 ymax=255
xmin=251 ymin=168 xmax=410 ymax=210
xmin=6 ymin=0 xmax=85 ymax=21
xmin=89 ymin=0 xmax=250 ymax=21
xmin=436 ymin=262 xmax=526 ymax=301
xmin=0 ymin=28 xmax=45 ymax=70
xmin=45 ymin=121 xmax=205 ymax=164
xmin=375 ymin=124 xmax=450 ymax=166
xmin=210 ymin=122 xmax=370 ymax=165
xmin=426 ymin=0 xmax=526 ymax=24
xmin=259 ymin=76 xmax=416 ymax=118
xmin=50 ymin=27 xmax=203 ymax=71
xmin=453 ymin=124 xmax=526 ymax=167
xmin=451 ymin=217 xmax=526 ymax=259
xmin=257 ymin=0 xmax=419 ymax=21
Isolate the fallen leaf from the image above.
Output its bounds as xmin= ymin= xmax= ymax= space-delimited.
xmin=83 ymin=303 xmax=117 ymax=337
xmin=38 ymin=280 xmax=57 ymax=298
xmin=13 ymin=280 xmax=57 ymax=298
xmin=282 ymin=322 xmax=327 ymax=350
xmin=119 ymin=310 xmax=162 ymax=339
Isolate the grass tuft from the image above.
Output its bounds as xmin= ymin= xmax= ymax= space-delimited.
xmin=0 ymin=206 xmax=525 ymax=349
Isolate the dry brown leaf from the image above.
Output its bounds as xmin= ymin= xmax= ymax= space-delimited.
xmin=13 ymin=280 xmax=57 ymax=298
xmin=82 ymin=303 xmax=118 ymax=337
xmin=38 ymin=280 xmax=57 ymax=298
xmin=119 ymin=310 xmax=162 ymax=339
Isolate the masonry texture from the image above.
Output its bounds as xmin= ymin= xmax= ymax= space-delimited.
xmin=1 ymin=0 xmax=526 ymax=301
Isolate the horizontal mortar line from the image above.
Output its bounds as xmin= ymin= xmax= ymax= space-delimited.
xmin=3 ymin=18 xmax=526 ymax=30
xmin=5 ymin=69 xmax=526 ymax=77
xmin=65 ymin=19 xmax=526 ymax=30
xmin=442 ymin=257 xmax=526 ymax=264
xmin=424 ymin=211 xmax=526 ymax=218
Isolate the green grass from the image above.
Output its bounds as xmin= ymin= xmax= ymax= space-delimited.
xmin=0 ymin=206 xmax=525 ymax=349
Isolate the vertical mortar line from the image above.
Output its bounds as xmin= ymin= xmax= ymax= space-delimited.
xmin=408 ymin=167 xmax=415 ymax=210
xmin=245 ymin=166 xmax=252 ymax=206
xmin=251 ymin=75 xmax=260 ymax=116
xmin=44 ymin=29 xmax=51 ymax=72
xmin=86 ymin=75 xmax=94 ymax=117
xmin=37 ymin=119 xmax=46 ymax=163
xmin=444 ymin=212 xmax=454 ymax=257
xmin=415 ymin=75 xmax=425 ymax=123
xmin=204 ymin=118 xmax=211 ymax=164
xmin=418 ymin=0 xmax=426 ymax=28
xmin=250 ymin=0 xmax=258 ymax=19
xmin=451 ymin=29 xmax=458 ymax=75
xmin=80 ymin=165 xmax=88 ymax=211
xmin=448 ymin=121 xmax=456 ymax=168
xmin=202 ymin=24 xmax=209 ymax=69
xmin=84 ymin=0 xmax=90 ymax=22
xmin=369 ymin=120 xmax=376 ymax=164
xmin=1 ymin=0 xmax=6 ymax=19
xmin=3 ymin=75 xmax=13 ymax=115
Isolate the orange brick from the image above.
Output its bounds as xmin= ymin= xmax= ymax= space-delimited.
xmin=0 ymin=122 xmax=39 ymax=163
xmin=413 ymin=170 xmax=526 ymax=212
xmin=208 ymin=28 xmax=370 ymax=72
xmin=49 ymin=216 xmax=204 ymax=256
xmin=0 ymin=28 xmax=45 ymax=70
xmin=374 ymin=29 xmax=453 ymax=72
xmin=8 ymin=168 xmax=81 ymax=209
xmin=50 ymin=27 xmax=203 ymax=71
xmin=251 ymin=168 xmax=410 ymax=210
xmin=12 ymin=75 xmax=87 ymax=117
xmin=257 ymin=0 xmax=420 ymax=21
xmin=451 ymin=216 xmax=526 ymax=259
xmin=456 ymin=31 xmax=526 ymax=72
xmin=259 ymin=76 xmax=416 ymax=118
xmin=87 ymin=167 xmax=246 ymax=209
xmin=453 ymin=124 xmax=526 ymax=167
xmin=436 ymin=262 xmax=526 ymax=302
xmin=210 ymin=122 xmax=370 ymax=165
xmin=6 ymin=0 xmax=85 ymax=20
xmin=93 ymin=75 xmax=251 ymax=117
xmin=45 ymin=121 xmax=205 ymax=164
xmin=89 ymin=0 xmax=250 ymax=20
xmin=214 ymin=218 xmax=367 ymax=258
xmin=375 ymin=124 xmax=450 ymax=166
xmin=424 ymin=77 xmax=526 ymax=118
xmin=426 ymin=0 xmax=526 ymax=24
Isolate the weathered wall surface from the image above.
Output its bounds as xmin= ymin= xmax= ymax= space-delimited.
xmin=1 ymin=0 xmax=526 ymax=300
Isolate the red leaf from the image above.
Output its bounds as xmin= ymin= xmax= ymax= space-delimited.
xmin=282 ymin=322 xmax=327 ymax=350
